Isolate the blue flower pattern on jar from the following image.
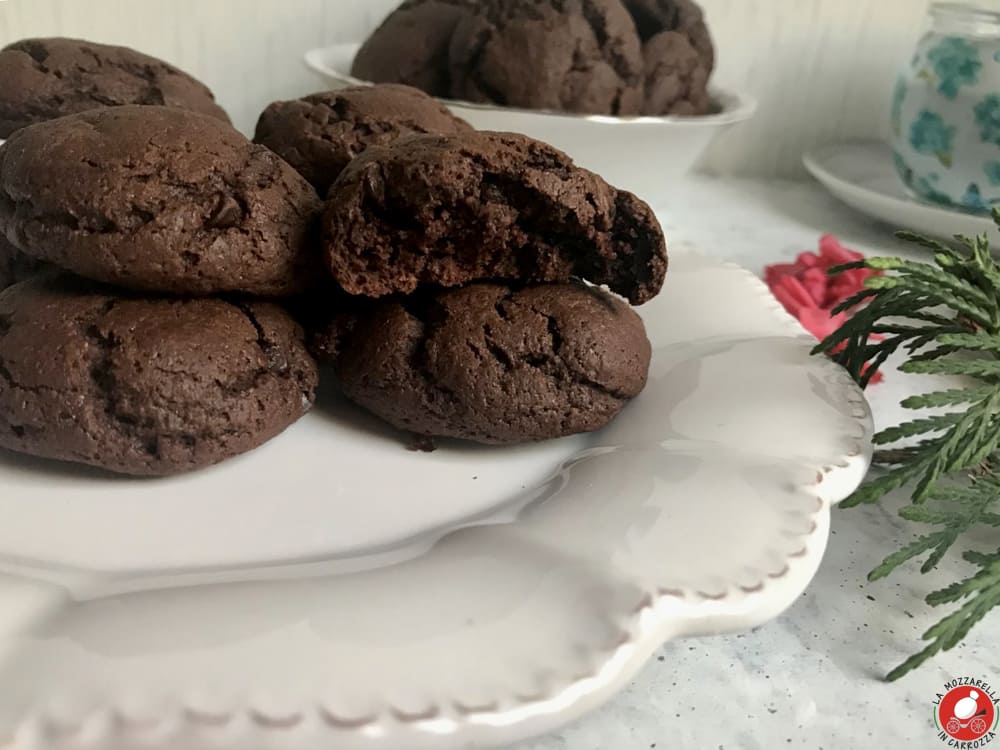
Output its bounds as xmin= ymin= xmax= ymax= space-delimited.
xmin=928 ymin=36 xmax=982 ymax=98
xmin=919 ymin=177 xmax=954 ymax=206
xmin=974 ymin=94 xmax=1000 ymax=147
xmin=910 ymin=110 xmax=956 ymax=166
xmin=961 ymin=183 xmax=990 ymax=211
xmin=895 ymin=155 xmax=953 ymax=206
xmin=889 ymin=5 xmax=1000 ymax=214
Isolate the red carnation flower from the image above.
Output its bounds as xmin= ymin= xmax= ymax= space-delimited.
xmin=765 ymin=235 xmax=884 ymax=383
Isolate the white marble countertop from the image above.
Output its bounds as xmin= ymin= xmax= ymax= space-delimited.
xmin=513 ymin=177 xmax=999 ymax=749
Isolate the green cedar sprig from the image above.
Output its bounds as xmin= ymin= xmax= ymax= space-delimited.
xmin=812 ymin=208 xmax=1000 ymax=680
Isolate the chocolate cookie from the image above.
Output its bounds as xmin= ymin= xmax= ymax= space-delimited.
xmin=0 ymin=106 xmax=322 ymax=296
xmin=353 ymin=1 xmax=477 ymax=98
xmin=0 ymin=274 xmax=318 ymax=476
xmin=641 ymin=31 xmax=711 ymax=116
xmin=624 ymin=0 xmax=714 ymax=68
xmin=353 ymin=0 xmax=644 ymax=116
xmin=254 ymin=84 xmax=471 ymax=195
xmin=0 ymin=236 xmax=49 ymax=291
xmin=323 ymin=131 xmax=667 ymax=304
xmin=0 ymin=37 xmax=229 ymax=138
xmin=317 ymin=281 xmax=650 ymax=444
xmin=622 ymin=0 xmax=714 ymax=115
xmin=448 ymin=0 xmax=644 ymax=115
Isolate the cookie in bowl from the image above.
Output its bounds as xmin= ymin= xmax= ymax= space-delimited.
xmin=351 ymin=0 xmax=477 ymax=98
xmin=351 ymin=0 xmax=717 ymax=117
xmin=445 ymin=0 xmax=645 ymax=115
xmin=624 ymin=0 xmax=715 ymax=115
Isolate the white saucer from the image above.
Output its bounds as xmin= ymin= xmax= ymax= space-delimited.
xmin=803 ymin=140 xmax=999 ymax=243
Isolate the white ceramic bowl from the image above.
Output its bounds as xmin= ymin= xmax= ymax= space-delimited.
xmin=304 ymin=44 xmax=757 ymax=198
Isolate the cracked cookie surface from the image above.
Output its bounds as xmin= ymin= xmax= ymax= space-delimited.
xmin=313 ymin=281 xmax=650 ymax=444
xmin=0 ymin=37 xmax=229 ymax=138
xmin=624 ymin=0 xmax=714 ymax=68
xmin=353 ymin=0 xmax=478 ymax=98
xmin=323 ymin=131 xmax=667 ymax=305
xmin=0 ymin=106 xmax=322 ymax=296
xmin=447 ymin=0 xmax=644 ymax=115
xmin=254 ymin=84 xmax=471 ymax=196
xmin=354 ymin=0 xmax=643 ymax=115
xmin=0 ymin=274 xmax=318 ymax=476
xmin=640 ymin=30 xmax=711 ymax=116
xmin=623 ymin=0 xmax=714 ymax=114
xmin=353 ymin=0 xmax=713 ymax=116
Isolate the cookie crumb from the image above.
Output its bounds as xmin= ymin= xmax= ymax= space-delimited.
xmin=407 ymin=434 xmax=437 ymax=452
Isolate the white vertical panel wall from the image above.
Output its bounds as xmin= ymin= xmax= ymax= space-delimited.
xmin=0 ymin=0 xmax=937 ymax=176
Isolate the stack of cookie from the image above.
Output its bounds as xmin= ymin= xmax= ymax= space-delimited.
xmin=0 ymin=40 xmax=320 ymax=476
xmin=256 ymin=86 xmax=668 ymax=447
xmin=0 ymin=34 xmax=668 ymax=474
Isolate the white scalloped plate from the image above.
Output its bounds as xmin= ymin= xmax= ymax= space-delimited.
xmin=0 ymin=251 xmax=873 ymax=750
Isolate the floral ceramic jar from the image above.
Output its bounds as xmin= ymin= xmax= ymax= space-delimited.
xmin=891 ymin=2 xmax=1000 ymax=213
